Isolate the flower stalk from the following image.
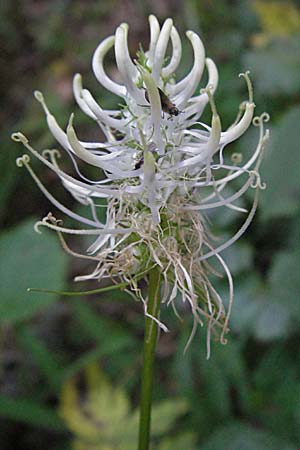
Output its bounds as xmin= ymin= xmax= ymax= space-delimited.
xmin=138 ymin=266 xmax=162 ymax=450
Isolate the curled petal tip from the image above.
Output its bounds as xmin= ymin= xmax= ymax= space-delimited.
xmin=16 ymin=154 xmax=30 ymax=167
xmin=34 ymin=90 xmax=44 ymax=102
xmin=11 ymin=132 xmax=28 ymax=144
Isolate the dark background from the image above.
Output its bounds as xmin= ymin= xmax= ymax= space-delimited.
xmin=1 ymin=1 xmax=300 ymax=449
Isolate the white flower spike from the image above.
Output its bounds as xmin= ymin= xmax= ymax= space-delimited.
xmin=12 ymin=15 xmax=269 ymax=355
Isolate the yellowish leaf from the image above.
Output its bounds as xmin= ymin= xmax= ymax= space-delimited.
xmin=254 ymin=0 xmax=300 ymax=37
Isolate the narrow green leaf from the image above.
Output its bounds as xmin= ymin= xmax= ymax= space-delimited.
xmin=71 ymin=298 xmax=134 ymax=348
xmin=0 ymin=394 xmax=65 ymax=431
xmin=27 ymin=266 xmax=152 ymax=297
xmin=61 ymin=346 xmax=125 ymax=381
xmin=27 ymin=281 xmax=130 ymax=297
xmin=15 ymin=327 xmax=63 ymax=391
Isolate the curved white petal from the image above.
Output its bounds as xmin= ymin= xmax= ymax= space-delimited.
xmin=73 ymin=74 xmax=97 ymax=119
xmin=92 ymin=35 xmax=126 ymax=97
xmin=174 ymin=113 xmax=221 ymax=169
xmin=152 ymin=18 xmax=173 ymax=82
xmin=161 ymin=25 xmax=182 ymax=78
xmin=147 ymin=14 xmax=160 ymax=67
xmin=114 ymin=24 xmax=145 ymax=103
xmin=139 ymin=66 xmax=164 ymax=154
xmin=168 ymin=31 xmax=205 ymax=99
xmin=220 ymin=102 xmax=255 ymax=145
xmin=173 ymin=31 xmax=205 ymax=108
xmin=181 ymin=58 xmax=219 ymax=122
xmin=81 ymin=88 xmax=128 ymax=129
xmin=67 ymin=115 xmax=144 ymax=179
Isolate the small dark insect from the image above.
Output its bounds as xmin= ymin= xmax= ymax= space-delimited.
xmin=134 ymin=156 xmax=144 ymax=169
xmin=145 ymin=88 xmax=181 ymax=117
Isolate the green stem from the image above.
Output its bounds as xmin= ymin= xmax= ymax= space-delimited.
xmin=138 ymin=266 xmax=161 ymax=450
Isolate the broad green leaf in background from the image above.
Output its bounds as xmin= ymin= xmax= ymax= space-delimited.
xmin=193 ymin=336 xmax=251 ymax=430
xmin=231 ymin=274 xmax=292 ymax=341
xmin=255 ymin=249 xmax=300 ymax=340
xmin=199 ymin=421 xmax=298 ymax=450
xmin=252 ymin=296 xmax=292 ymax=341
xmin=267 ymin=249 xmax=300 ymax=318
xmin=251 ymin=345 xmax=300 ymax=444
xmin=243 ymin=38 xmax=300 ymax=97
xmin=0 ymin=218 xmax=68 ymax=323
xmin=268 ymin=250 xmax=300 ymax=306
xmin=232 ymin=249 xmax=300 ymax=340
xmin=255 ymin=106 xmax=300 ymax=220
xmin=172 ymin=327 xmax=250 ymax=441
xmin=210 ymin=240 xmax=253 ymax=276
xmin=229 ymin=274 xmax=264 ymax=336
xmin=286 ymin=216 xmax=300 ymax=249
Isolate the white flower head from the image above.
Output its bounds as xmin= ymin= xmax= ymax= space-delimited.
xmin=12 ymin=15 xmax=269 ymax=354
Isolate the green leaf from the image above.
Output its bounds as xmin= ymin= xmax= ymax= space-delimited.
xmin=252 ymin=346 xmax=300 ymax=442
xmin=150 ymin=399 xmax=188 ymax=435
xmin=71 ymin=299 xmax=134 ymax=349
xmin=255 ymin=249 xmax=300 ymax=340
xmin=253 ymin=0 xmax=300 ymax=37
xmin=229 ymin=274 xmax=263 ymax=336
xmin=0 ymin=218 xmax=68 ymax=323
xmin=0 ymin=132 xmax=19 ymax=223
xmin=232 ymin=256 xmax=300 ymax=341
xmin=60 ymin=363 xmax=189 ymax=449
xmin=199 ymin=421 xmax=298 ymax=450
xmin=243 ymin=38 xmax=300 ymax=97
xmin=230 ymin=275 xmax=292 ymax=341
xmin=269 ymin=250 xmax=300 ymax=310
xmin=215 ymin=241 xmax=253 ymax=275
xmin=60 ymin=363 xmax=131 ymax=443
xmin=253 ymin=299 xmax=292 ymax=341
xmin=62 ymin=345 xmax=128 ymax=381
xmin=259 ymin=106 xmax=300 ymax=220
xmin=0 ymin=394 xmax=65 ymax=431
xmin=254 ymin=249 xmax=300 ymax=338
xmin=158 ymin=431 xmax=197 ymax=450
xmin=15 ymin=327 xmax=63 ymax=391
xmin=194 ymin=337 xmax=251 ymax=421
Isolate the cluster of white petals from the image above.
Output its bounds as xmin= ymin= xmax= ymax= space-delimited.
xmin=13 ymin=15 xmax=269 ymax=352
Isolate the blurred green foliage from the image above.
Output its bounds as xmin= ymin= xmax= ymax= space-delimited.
xmin=59 ymin=362 xmax=194 ymax=449
xmin=1 ymin=1 xmax=300 ymax=449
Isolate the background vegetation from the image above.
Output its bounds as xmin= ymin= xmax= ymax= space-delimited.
xmin=1 ymin=0 xmax=300 ymax=449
